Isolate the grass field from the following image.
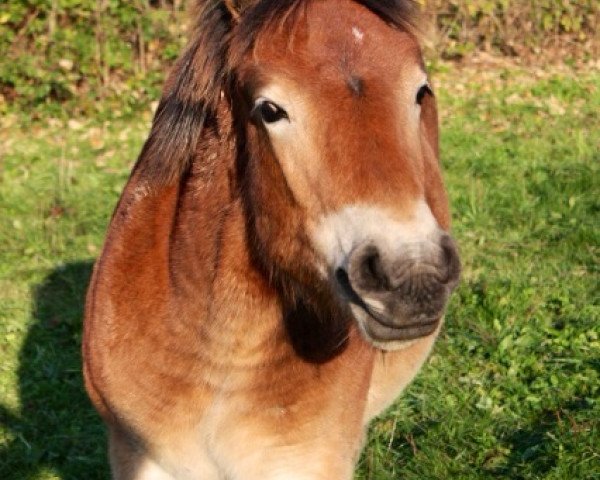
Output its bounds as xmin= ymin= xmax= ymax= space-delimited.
xmin=0 ymin=64 xmax=598 ymax=479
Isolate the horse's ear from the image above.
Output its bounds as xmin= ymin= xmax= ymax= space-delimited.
xmin=134 ymin=2 xmax=235 ymax=185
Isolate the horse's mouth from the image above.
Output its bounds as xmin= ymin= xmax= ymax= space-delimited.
xmin=335 ymin=267 xmax=442 ymax=347
xmin=348 ymin=302 xmax=440 ymax=344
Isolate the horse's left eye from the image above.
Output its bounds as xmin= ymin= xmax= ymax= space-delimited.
xmin=254 ymin=100 xmax=289 ymax=124
xmin=416 ymin=84 xmax=433 ymax=105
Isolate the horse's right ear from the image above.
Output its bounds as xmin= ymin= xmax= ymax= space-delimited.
xmin=134 ymin=2 xmax=236 ymax=185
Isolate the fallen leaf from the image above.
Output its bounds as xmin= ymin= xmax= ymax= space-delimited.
xmin=58 ymin=58 xmax=74 ymax=71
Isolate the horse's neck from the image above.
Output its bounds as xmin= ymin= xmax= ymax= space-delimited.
xmin=172 ymin=179 xmax=287 ymax=357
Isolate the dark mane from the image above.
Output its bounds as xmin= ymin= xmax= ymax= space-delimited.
xmin=134 ymin=0 xmax=420 ymax=184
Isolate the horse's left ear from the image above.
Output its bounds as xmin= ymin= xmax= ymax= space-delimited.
xmin=134 ymin=2 xmax=236 ymax=185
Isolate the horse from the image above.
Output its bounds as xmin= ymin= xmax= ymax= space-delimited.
xmin=82 ymin=0 xmax=461 ymax=478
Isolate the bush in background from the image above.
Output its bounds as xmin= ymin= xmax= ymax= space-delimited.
xmin=0 ymin=0 xmax=598 ymax=117
xmin=0 ymin=0 xmax=188 ymax=117
xmin=421 ymin=0 xmax=599 ymax=59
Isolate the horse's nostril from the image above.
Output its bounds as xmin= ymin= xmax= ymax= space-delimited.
xmin=440 ymin=234 xmax=461 ymax=286
xmin=335 ymin=267 xmax=350 ymax=290
xmin=364 ymin=251 xmax=389 ymax=289
xmin=335 ymin=267 xmax=364 ymax=305
xmin=348 ymin=245 xmax=391 ymax=292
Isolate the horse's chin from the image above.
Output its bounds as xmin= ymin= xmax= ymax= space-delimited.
xmin=350 ymin=304 xmax=443 ymax=351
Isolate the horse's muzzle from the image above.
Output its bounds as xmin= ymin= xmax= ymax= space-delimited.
xmin=335 ymin=233 xmax=460 ymax=345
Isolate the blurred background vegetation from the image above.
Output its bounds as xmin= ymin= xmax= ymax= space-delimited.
xmin=421 ymin=0 xmax=598 ymax=59
xmin=0 ymin=0 xmax=598 ymax=118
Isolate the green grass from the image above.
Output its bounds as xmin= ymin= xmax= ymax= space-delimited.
xmin=1 ymin=67 xmax=598 ymax=479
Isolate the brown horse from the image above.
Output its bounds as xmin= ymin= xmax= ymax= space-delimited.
xmin=83 ymin=0 xmax=460 ymax=478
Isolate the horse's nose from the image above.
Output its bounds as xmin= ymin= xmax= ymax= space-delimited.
xmin=438 ymin=233 xmax=461 ymax=287
xmin=337 ymin=234 xmax=460 ymax=340
xmin=347 ymin=234 xmax=460 ymax=294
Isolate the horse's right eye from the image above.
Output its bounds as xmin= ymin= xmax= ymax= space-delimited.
xmin=416 ymin=84 xmax=433 ymax=106
xmin=254 ymin=100 xmax=289 ymax=124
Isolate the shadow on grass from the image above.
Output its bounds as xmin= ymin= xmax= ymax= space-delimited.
xmin=0 ymin=261 xmax=109 ymax=479
xmin=490 ymin=398 xmax=596 ymax=478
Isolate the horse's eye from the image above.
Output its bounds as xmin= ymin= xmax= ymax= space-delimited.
xmin=416 ymin=84 xmax=433 ymax=105
xmin=254 ymin=100 xmax=288 ymax=124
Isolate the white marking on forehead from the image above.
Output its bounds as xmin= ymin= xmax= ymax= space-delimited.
xmin=352 ymin=26 xmax=364 ymax=43
xmin=132 ymin=181 xmax=151 ymax=203
xmin=310 ymin=201 xmax=439 ymax=272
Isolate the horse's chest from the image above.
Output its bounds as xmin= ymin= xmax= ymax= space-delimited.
xmin=149 ymin=350 xmax=373 ymax=479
